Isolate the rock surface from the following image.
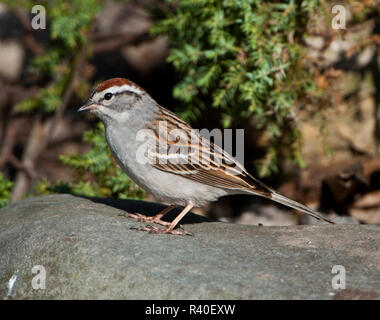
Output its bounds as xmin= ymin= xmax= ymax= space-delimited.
xmin=0 ymin=194 xmax=379 ymax=299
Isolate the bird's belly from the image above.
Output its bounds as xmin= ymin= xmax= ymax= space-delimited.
xmin=119 ymin=157 xmax=227 ymax=206
xmin=106 ymin=126 xmax=228 ymax=206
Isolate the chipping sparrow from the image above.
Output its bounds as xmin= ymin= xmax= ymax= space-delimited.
xmin=78 ymin=78 xmax=334 ymax=236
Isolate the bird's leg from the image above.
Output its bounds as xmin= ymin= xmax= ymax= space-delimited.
xmin=133 ymin=202 xmax=194 ymax=236
xmin=123 ymin=205 xmax=176 ymax=226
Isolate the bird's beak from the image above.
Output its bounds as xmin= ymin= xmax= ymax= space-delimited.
xmin=78 ymin=100 xmax=98 ymax=112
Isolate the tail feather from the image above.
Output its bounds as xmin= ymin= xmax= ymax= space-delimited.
xmin=268 ymin=192 xmax=335 ymax=224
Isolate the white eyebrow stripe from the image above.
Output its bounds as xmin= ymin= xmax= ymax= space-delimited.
xmin=103 ymin=84 xmax=144 ymax=96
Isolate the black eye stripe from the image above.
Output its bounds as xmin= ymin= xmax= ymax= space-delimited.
xmin=89 ymin=88 xmax=96 ymax=99
xmin=98 ymin=90 xmax=142 ymax=104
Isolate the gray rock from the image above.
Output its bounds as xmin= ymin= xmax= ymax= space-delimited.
xmin=0 ymin=194 xmax=379 ymax=299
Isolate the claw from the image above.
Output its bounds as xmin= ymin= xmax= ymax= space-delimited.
xmin=130 ymin=224 xmax=193 ymax=236
xmin=123 ymin=212 xmax=171 ymax=226
xmin=122 ymin=204 xmax=193 ymax=236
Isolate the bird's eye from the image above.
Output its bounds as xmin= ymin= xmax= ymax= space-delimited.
xmin=104 ymin=93 xmax=113 ymax=100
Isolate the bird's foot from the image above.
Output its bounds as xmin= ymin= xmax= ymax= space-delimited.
xmin=121 ymin=212 xmax=171 ymax=227
xmin=131 ymin=224 xmax=193 ymax=236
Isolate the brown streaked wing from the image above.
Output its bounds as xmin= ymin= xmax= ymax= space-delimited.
xmin=153 ymin=151 xmax=272 ymax=196
xmin=150 ymin=106 xmax=272 ymax=196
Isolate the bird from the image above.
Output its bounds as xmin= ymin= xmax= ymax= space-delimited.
xmin=78 ymin=77 xmax=334 ymax=236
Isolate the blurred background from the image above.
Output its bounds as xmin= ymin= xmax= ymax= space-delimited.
xmin=0 ymin=0 xmax=379 ymax=226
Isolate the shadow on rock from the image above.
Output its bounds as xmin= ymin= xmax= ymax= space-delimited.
xmin=83 ymin=196 xmax=212 ymax=225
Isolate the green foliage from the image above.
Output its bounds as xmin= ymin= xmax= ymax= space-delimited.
xmin=152 ymin=0 xmax=321 ymax=176
xmin=5 ymin=0 xmax=101 ymax=113
xmin=6 ymin=0 xmax=146 ymax=202
xmin=4 ymin=0 xmax=327 ymax=206
xmin=0 ymin=173 xmax=12 ymax=209
xmin=57 ymin=123 xmax=146 ymax=200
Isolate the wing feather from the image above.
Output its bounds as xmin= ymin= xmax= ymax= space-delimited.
xmin=148 ymin=107 xmax=272 ymax=196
